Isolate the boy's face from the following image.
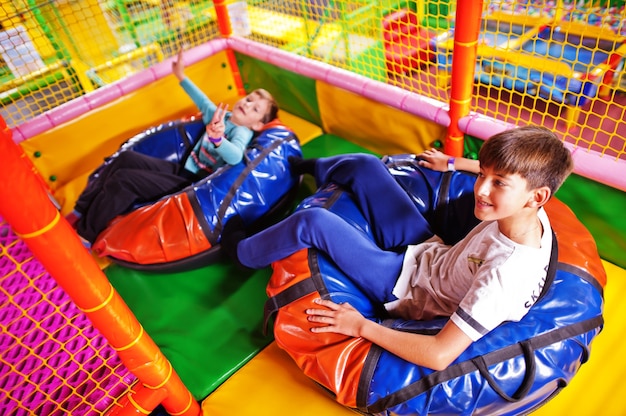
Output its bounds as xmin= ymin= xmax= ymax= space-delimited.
xmin=473 ymin=165 xmax=536 ymax=222
xmin=229 ymin=92 xmax=272 ymax=131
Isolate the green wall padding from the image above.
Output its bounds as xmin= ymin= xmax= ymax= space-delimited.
xmin=235 ymin=53 xmax=322 ymax=127
xmin=555 ymin=174 xmax=626 ymax=269
xmin=301 ymin=133 xmax=379 ymax=158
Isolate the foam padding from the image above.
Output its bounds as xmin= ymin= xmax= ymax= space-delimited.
xmin=555 ymin=174 xmax=626 ymax=270
xmin=316 ymin=81 xmax=445 ymax=155
xmin=277 ymin=111 xmax=323 ymax=146
xmin=301 ymin=133 xmax=379 ymax=158
xmin=200 ymin=342 xmax=358 ymax=416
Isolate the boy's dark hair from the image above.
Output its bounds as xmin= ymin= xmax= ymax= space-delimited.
xmin=479 ymin=125 xmax=574 ymax=196
xmin=253 ymin=89 xmax=280 ymax=124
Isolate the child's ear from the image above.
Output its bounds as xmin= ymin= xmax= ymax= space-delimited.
xmin=529 ymin=186 xmax=551 ymax=208
xmin=251 ymin=120 xmax=265 ymax=132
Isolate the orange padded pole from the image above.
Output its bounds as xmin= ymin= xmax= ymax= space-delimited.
xmin=214 ymin=0 xmax=233 ymax=36
xmin=107 ymin=384 xmax=169 ymax=416
xmin=445 ymin=0 xmax=484 ymax=157
xmin=213 ymin=0 xmax=246 ymax=95
xmin=0 ymin=117 xmax=200 ymax=416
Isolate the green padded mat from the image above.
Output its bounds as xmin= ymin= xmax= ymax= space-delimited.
xmin=106 ymin=261 xmax=273 ymax=401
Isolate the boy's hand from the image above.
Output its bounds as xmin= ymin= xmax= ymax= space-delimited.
xmin=172 ymin=48 xmax=185 ymax=81
xmin=306 ymin=298 xmax=365 ymax=337
xmin=418 ymin=148 xmax=480 ymax=174
xmin=417 ymin=148 xmax=449 ymax=172
xmin=206 ymin=103 xmax=228 ymax=144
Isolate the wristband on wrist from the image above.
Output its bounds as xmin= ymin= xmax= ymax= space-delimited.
xmin=447 ymin=157 xmax=456 ymax=172
xmin=208 ymin=135 xmax=223 ymax=145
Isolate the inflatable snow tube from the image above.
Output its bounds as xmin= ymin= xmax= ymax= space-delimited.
xmin=265 ymin=154 xmax=605 ymax=416
xmin=91 ymin=114 xmax=303 ymax=272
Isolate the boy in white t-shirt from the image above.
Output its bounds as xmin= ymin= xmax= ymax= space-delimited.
xmin=226 ymin=125 xmax=574 ymax=371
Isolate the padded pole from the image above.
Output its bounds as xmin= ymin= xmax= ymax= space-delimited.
xmin=214 ymin=0 xmax=233 ymax=36
xmin=445 ymin=0 xmax=483 ymax=157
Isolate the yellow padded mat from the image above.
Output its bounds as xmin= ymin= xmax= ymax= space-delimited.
xmin=201 ymin=342 xmax=358 ymax=415
xmin=316 ymin=81 xmax=445 ymax=156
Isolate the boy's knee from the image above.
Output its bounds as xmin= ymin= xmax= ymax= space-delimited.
xmin=292 ymin=208 xmax=335 ymax=233
xmin=108 ymin=169 xmax=128 ymax=183
xmin=105 ymin=170 xmax=138 ymax=193
xmin=350 ymin=153 xmax=383 ymax=172
xmin=360 ymin=153 xmax=380 ymax=163
xmin=294 ymin=208 xmax=329 ymax=224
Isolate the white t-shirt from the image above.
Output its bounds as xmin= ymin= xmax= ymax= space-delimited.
xmin=384 ymin=208 xmax=552 ymax=341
